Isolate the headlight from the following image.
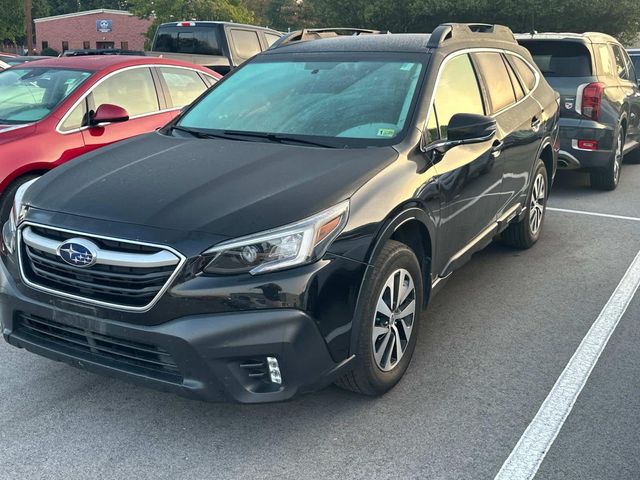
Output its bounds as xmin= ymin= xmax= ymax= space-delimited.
xmin=203 ymin=201 xmax=349 ymax=275
xmin=2 ymin=178 xmax=38 ymax=254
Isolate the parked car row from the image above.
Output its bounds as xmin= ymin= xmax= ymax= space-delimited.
xmin=0 ymin=23 xmax=562 ymax=403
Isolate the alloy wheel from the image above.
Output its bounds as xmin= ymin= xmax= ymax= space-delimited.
xmin=529 ymin=172 xmax=546 ymax=235
xmin=613 ymin=130 xmax=624 ymax=185
xmin=372 ymin=268 xmax=416 ymax=372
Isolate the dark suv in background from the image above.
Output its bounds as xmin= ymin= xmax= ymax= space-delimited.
xmin=1 ymin=24 xmax=558 ymax=403
xmin=518 ymin=33 xmax=640 ymax=190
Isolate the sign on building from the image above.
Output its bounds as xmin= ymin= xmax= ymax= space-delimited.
xmin=96 ymin=19 xmax=113 ymax=33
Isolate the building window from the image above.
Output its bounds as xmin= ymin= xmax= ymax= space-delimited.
xmin=62 ymin=41 xmax=69 ymax=52
xmin=41 ymin=41 xmax=48 ymax=50
xmin=83 ymin=41 xmax=90 ymax=49
xmin=121 ymin=41 xmax=128 ymax=50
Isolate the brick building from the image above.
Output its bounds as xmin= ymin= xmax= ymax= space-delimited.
xmin=34 ymin=9 xmax=153 ymax=53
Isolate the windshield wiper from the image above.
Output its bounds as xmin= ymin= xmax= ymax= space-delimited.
xmin=171 ymin=125 xmax=250 ymax=141
xmin=222 ymin=130 xmax=338 ymax=148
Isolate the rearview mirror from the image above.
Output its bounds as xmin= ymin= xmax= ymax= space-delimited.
xmin=422 ymin=113 xmax=496 ymax=154
xmin=90 ymin=104 xmax=129 ymax=126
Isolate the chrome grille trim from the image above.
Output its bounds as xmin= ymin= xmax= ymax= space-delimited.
xmin=17 ymin=222 xmax=187 ymax=313
xmin=22 ymin=226 xmax=180 ymax=268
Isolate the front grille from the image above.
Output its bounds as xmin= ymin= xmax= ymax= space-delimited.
xmin=15 ymin=312 xmax=182 ymax=384
xmin=19 ymin=225 xmax=182 ymax=310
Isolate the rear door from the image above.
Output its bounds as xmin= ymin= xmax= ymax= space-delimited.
xmin=611 ymin=43 xmax=640 ymax=144
xmin=81 ymin=67 xmax=173 ymax=153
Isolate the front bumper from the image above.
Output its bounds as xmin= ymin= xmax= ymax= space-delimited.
xmin=557 ymin=118 xmax=614 ymax=170
xmin=0 ymin=257 xmax=353 ymax=403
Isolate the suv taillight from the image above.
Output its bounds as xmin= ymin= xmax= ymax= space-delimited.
xmin=580 ymin=82 xmax=604 ymax=121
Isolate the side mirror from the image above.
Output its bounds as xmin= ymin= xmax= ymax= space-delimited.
xmin=422 ymin=113 xmax=496 ymax=154
xmin=90 ymin=104 xmax=129 ymax=126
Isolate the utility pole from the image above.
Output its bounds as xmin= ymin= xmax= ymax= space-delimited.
xmin=24 ymin=0 xmax=33 ymax=55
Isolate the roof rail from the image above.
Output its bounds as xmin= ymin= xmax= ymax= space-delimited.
xmin=269 ymin=28 xmax=386 ymax=50
xmin=427 ymin=23 xmax=516 ymax=48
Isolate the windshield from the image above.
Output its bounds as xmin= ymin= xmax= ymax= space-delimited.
xmin=0 ymin=68 xmax=91 ymax=123
xmin=178 ymin=57 xmax=424 ymax=146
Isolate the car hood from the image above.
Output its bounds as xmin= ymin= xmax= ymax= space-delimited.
xmin=26 ymin=132 xmax=398 ymax=238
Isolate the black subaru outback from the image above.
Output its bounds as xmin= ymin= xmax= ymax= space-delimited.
xmin=1 ymin=24 xmax=559 ymax=403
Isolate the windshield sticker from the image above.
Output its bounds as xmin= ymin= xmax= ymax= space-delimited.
xmin=377 ymin=128 xmax=395 ymax=137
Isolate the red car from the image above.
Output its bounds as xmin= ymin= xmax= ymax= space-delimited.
xmin=0 ymin=55 xmax=219 ymax=221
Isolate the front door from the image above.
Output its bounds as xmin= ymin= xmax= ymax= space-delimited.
xmin=96 ymin=42 xmax=115 ymax=49
xmin=427 ymin=53 xmax=505 ymax=275
xmin=82 ymin=67 xmax=174 ymax=152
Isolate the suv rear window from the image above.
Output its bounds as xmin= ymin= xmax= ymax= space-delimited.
xmin=520 ymin=41 xmax=592 ymax=77
xmin=153 ymin=26 xmax=222 ymax=56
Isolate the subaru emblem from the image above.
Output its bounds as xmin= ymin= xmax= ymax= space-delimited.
xmin=57 ymin=238 xmax=99 ymax=268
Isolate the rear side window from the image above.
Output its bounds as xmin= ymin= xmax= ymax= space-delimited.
xmin=159 ymin=67 xmax=209 ymax=108
xmin=265 ymin=33 xmax=280 ymax=47
xmin=509 ymin=55 xmax=537 ymax=91
xmin=630 ymin=55 xmax=640 ymax=79
xmin=505 ymin=59 xmax=525 ymax=100
xmin=91 ymin=68 xmax=159 ymax=117
xmin=611 ymin=44 xmax=631 ymax=81
xmin=230 ymin=29 xmax=262 ymax=59
xmin=473 ymin=52 xmax=516 ymax=112
xmin=432 ymin=54 xmax=484 ymax=139
xmin=521 ymin=41 xmax=592 ymax=77
xmin=153 ymin=26 xmax=222 ymax=56
xmin=596 ymin=44 xmax=615 ymax=76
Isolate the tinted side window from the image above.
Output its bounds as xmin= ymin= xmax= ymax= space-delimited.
xmin=265 ymin=33 xmax=280 ymax=47
xmin=473 ymin=52 xmax=516 ymax=112
xmin=630 ymin=55 xmax=640 ymax=80
xmin=92 ymin=68 xmax=159 ymax=117
xmin=159 ymin=67 xmax=209 ymax=108
xmin=60 ymin=98 xmax=87 ymax=131
xmin=432 ymin=54 xmax=485 ymax=139
xmin=509 ymin=55 xmax=537 ymax=91
xmin=521 ymin=40 xmax=592 ymax=77
xmin=612 ymin=44 xmax=631 ymax=80
xmin=505 ymin=57 xmax=525 ymax=100
xmin=230 ymin=29 xmax=261 ymax=59
xmin=596 ymin=44 xmax=615 ymax=76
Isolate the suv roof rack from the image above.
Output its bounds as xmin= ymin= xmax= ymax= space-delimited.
xmin=269 ymin=28 xmax=386 ymax=50
xmin=427 ymin=23 xmax=516 ymax=48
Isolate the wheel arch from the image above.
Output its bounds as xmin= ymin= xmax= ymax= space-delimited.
xmin=348 ymin=206 xmax=436 ymax=356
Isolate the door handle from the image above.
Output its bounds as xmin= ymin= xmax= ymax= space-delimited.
xmin=531 ymin=116 xmax=542 ymax=132
xmin=491 ymin=139 xmax=504 ymax=158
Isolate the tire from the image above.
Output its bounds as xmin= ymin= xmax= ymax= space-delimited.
xmin=590 ymin=126 xmax=624 ymax=190
xmin=0 ymin=174 xmax=40 ymax=226
xmin=336 ymin=240 xmax=423 ymax=396
xmin=500 ymin=158 xmax=548 ymax=249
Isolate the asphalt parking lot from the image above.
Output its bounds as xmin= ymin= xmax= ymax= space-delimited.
xmin=1 ymin=164 xmax=639 ymax=480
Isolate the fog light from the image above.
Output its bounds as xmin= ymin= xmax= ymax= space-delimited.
xmin=266 ymin=356 xmax=282 ymax=384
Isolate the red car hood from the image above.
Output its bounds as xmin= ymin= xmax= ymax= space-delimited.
xmin=0 ymin=123 xmax=36 ymax=144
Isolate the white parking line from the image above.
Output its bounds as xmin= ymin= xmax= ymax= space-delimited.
xmin=548 ymin=206 xmax=640 ymax=223
xmin=495 ymin=250 xmax=640 ymax=480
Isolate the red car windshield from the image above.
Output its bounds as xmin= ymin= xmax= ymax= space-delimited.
xmin=0 ymin=67 xmax=91 ymax=124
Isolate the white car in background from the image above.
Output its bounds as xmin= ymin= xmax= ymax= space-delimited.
xmin=0 ymin=60 xmax=9 ymax=71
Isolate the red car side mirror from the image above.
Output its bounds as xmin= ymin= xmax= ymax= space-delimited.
xmin=90 ymin=104 xmax=129 ymax=126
